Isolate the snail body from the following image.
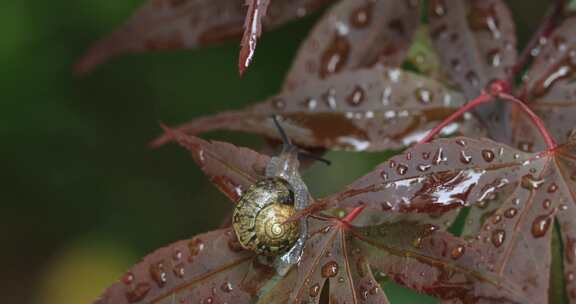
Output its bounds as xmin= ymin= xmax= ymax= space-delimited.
xmin=233 ymin=178 xmax=300 ymax=256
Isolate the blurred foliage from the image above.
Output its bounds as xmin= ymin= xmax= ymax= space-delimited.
xmin=0 ymin=0 xmax=547 ymax=303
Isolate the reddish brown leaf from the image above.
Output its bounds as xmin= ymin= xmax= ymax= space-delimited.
xmin=354 ymin=221 xmax=531 ymax=303
xmin=428 ymin=0 xmax=517 ymax=99
xmin=512 ymin=17 xmax=576 ymax=152
xmin=319 ymin=137 xmax=532 ymax=220
xmin=283 ymin=0 xmax=421 ymax=90
xmin=163 ymin=126 xmax=269 ymax=202
xmin=238 ymin=0 xmax=270 ymax=75
xmin=152 ymin=66 xmax=468 ymax=151
xmin=76 ymin=0 xmax=333 ymax=74
xmin=256 ymin=217 xmax=390 ymax=303
xmin=94 ymin=228 xmax=274 ymax=304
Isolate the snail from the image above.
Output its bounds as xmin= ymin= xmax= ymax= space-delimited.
xmin=232 ymin=116 xmax=328 ymax=273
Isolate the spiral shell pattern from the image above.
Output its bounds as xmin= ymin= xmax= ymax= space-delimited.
xmin=232 ymin=178 xmax=300 ymax=256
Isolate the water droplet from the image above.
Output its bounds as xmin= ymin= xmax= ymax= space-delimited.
xmin=309 ymin=283 xmax=321 ymax=297
xmin=422 ymin=152 xmax=431 ymax=160
xmin=482 ymin=149 xmax=495 ymax=162
xmin=338 ymin=277 xmax=345 ymax=283
xmin=568 ymin=272 xmax=575 ymax=282
xmin=487 ymin=49 xmax=502 ymax=67
xmin=417 ymin=164 xmax=431 ymax=172
xmin=381 ymin=201 xmax=394 ymax=211
xmin=542 ymin=199 xmax=552 ymax=209
xmin=504 ymin=208 xmax=517 ymax=218
xmin=350 ymin=3 xmax=372 ymax=28
xmin=459 ymin=151 xmax=472 ymax=164
xmin=347 ymin=85 xmax=366 ymax=106
xmin=431 ymin=0 xmax=447 ymax=18
xmin=415 ymin=88 xmax=434 ymax=104
xmin=122 ymin=272 xmax=135 ymax=285
xmin=173 ymin=250 xmax=183 ymax=261
xmin=433 ymin=148 xmax=448 ymax=165
xmin=170 ymin=262 xmax=184 ymax=278
xmin=188 ymin=238 xmax=205 ymax=256
xmin=412 ymin=237 xmax=423 ymax=249
xmin=322 ymin=88 xmax=337 ymax=109
xmin=321 ymin=261 xmax=339 ymax=277
xmin=149 ymin=262 xmax=168 ymax=287
xmin=202 ymin=297 xmax=214 ymax=304
xmin=451 ymin=245 xmax=465 ymax=259
xmin=532 ymin=215 xmax=552 ymax=238
xmin=492 ymin=215 xmax=502 ymax=224
xmin=380 ymin=171 xmax=388 ymax=181
xmin=396 ymin=164 xmax=408 ymax=175
xmin=320 ymin=35 xmax=351 ymax=78
xmin=221 ymin=281 xmax=233 ymax=293
xmin=126 ymin=282 xmax=152 ymax=303
xmin=456 ymin=139 xmax=467 ymax=147
xmin=518 ymin=141 xmax=534 ymax=152
xmin=548 ymin=183 xmax=558 ymax=193
xmin=491 ymin=229 xmax=506 ymax=247
xmin=305 ymin=98 xmax=317 ymax=110
xmin=272 ymin=98 xmax=286 ymax=110
xmin=521 ymin=174 xmax=545 ymax=190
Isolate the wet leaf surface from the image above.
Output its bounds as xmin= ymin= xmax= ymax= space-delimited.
xmin=238 ymin=0 xmax=271 ymax=75
xmin=283 ymin=0 xmax=421 ymax=90
xmin=76 ymin=0 xmax=333 ymax=74
xmin=257 ymin=217 xmax=390 ymax=303
xmin=94 ymin=228 xmax=273 ymax=304
xmin=428 ymin=0 xmax=517 ymax=99
xmin=318 ymin=137 xmax=532 ymax=220
xmin=163 ymin=126 xmax=269 ymax=202
xmin=152 ymin=66 xmax=468 ymax=151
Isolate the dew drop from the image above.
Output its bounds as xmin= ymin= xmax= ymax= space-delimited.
xmin=338 ymin=277 xmax=345 ymax=283
xmin=202 ymin=297 xmax=213 ymax=304
xmin=122 ymin=272 xmax=135 ymax=285
xmin=542 ymin=199 xmax=552 ymax=209
xmin=459 ymin=151 xmax=472 ymax=164
xmin=305 ymin=98 xmax=317 ymax=110
xmin=431 ymin=0 xmax=447 ymax=18
xmin=456 ymin=139 xmax=467 ymax=147
xmin=451 ymin=245 xmax=465 ymax=259
xmin=504 ymin=208 xmax=517 ymax=218
xmin=568 ymin=272 xmax=575 ymax=282
xmin=491 ymin=229 xmax=506 ymax=247
xmin=465 ymin=71 xmax=480 ymax=87
xmin=521 ymin=174 xmax=545 ymax=190
xmin=481 ymin=149 xmax=495 ymax=162
xmin=491 ymin=215 xmax=502 ymax=224
xmin=347 ymin=85 xmax=366 ymax=106
xmin=309 ymin=283 xmax=321 ymax=297
xmin=396 ymin=164 xmax=408 ymax=175
xmin=422 ymin=152 xmax=431 ymax=160
xmin=380 ymin=171 xmax=388 ymax=181
xmin=221 ymin=281 xmax=233 ymax=293
xmin=320 ymin=35 xmax=351 ymax=78
xmin=188 ymin=238 xmax=205 ymax=256
xmin=173 ymin=263 xmax=185 ymax=278
xmin=415 ymin=88 xmax=434 ymax=104
xmin=548 ymin=183 xmax=558 ymax=193
xmin=149 ymin=262 xmax=168 ymax=287
xmin=350 ymin=3 xmax=372 ymax=28
xmin=532 ymin=215 xmax=552 ymax=238
xmin=487 ymin=49 xmax=502 ymax=67
xmin=433 ymin=148 xmax=448 ymax=165
xmin=417 ymin=164 xmax=431 ymax=172
xmin=321 ymin=261 xmax=339 ymax=278
xmin=272 ymin=97 xmax=286 ymax=110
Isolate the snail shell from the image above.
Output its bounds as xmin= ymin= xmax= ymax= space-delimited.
xmin=232 ymin=177 xmax=300 ymax=256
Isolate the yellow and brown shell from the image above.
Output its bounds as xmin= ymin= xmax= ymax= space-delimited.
xmin=232 ymin=177 xmax=300 ymax=256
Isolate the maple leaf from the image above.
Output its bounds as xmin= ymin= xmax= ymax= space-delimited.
xmin=75 ymin=0 xmax=333 ymax=74
xmin=238 ymin=0 xmax=270 ymax=76
xmin=151 ymin=66 xmax=471 ymax=152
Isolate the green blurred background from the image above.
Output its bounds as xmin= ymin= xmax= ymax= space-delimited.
xmin=0 ymin=0 xmax=545 ymax=303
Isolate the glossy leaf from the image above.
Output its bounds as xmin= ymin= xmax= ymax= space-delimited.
xmin=76 ymin=0 xmax=333 ymax=74
xmin=152 ymin=66 xmax=468 ymax=152
xmin=163 ymin=126 xmax=269 ymax=202
xmin=514 ymin=17 xmax=576 ymax=151
xmin=283 ymin=0 xmax=421 ymax=90
xmin=94 ymin=229 xmax=274 ymax=304
xmin=354 ymin=221 xmax=531 ymax=303
xmin=238 ymin=0 xmax=270 ymax=75
xmin=428 ymin=0 xmax=517 ymax=99
xmin=256 ymin=217 xmax=390 ymax=303
xmin=318 ymin=137 xmax=532 ymax=223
